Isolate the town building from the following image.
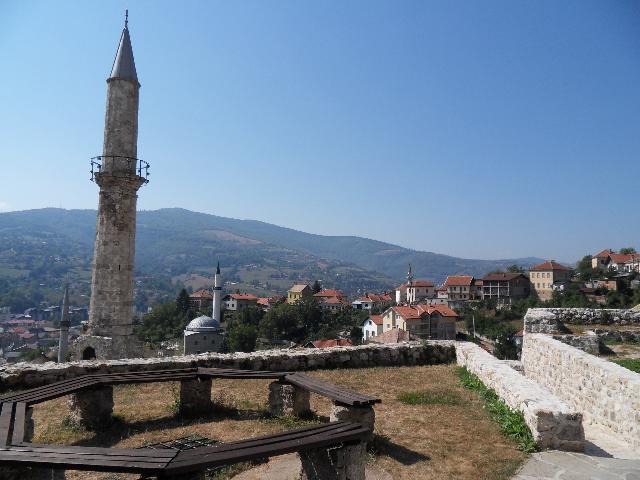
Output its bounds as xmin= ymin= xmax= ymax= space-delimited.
xmin=287 ymin=284 xmax=312 ymax=304
xmin=313 ymin=289 xmax=347 ymax=301
xmin=592 ymin=249 xmax=615 ymax=270
xmin=223 ymin=293 xmax=258 ymax=311
xmin=443 ymin=275 xmax=478 ymax=305
xmin=591 ymin=249 xmax=640 ymax=273
xmin=183 ymin=315 xmax=225 ymax=355
xmin=481 ymin=273 xmax=531 ymax=306
xmin=379 ymin=305 xmax=458 ymax=340
xmin=362 ymin=315 xmax=383 ymax=342
xmin=352 ymin=293 xmax=393 ymax=310
xmin=256 ymin=296 xmax=285 ymax=311
xmin=318 ymin=296 xmax=351 ymax=312
xmin=189 ymin=289 xmax=213 ymax=311
xmin=529 ymin=260 xmax=573 ymax=301
xmin=406 ymin=280 xmax=436 ymax=304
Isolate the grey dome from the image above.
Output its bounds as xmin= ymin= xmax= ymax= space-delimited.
xmin=185 ymin=315 xmax=221 ymax=332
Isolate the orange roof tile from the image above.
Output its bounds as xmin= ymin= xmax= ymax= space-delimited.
xmin=443 ymin=275 xmax=474 ymax=287
xmin=310 ymin=339 xmax=353 ymax=348
xmin=530 ymin=260 xmax=572 ymax=272
xmin=369 ymin=315 xmax=383 ymax=325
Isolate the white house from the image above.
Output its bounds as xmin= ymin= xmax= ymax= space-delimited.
xmin=362 ymin=315 xmax=383 ymax=342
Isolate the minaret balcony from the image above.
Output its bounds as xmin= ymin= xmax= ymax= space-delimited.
xmin=90 ymin=156 xmax=150 ymax=185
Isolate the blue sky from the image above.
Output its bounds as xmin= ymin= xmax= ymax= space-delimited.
xmin=0 ymin=0 xmax=638 ymax=261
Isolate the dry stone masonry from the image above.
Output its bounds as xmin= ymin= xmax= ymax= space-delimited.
xmin=524 ymin=308 xmax=640 ymax=334
xmin=0 ymin=342 xmax=456 ymax=391
xmin=522 ymin=334 xmax=640 ymax=449
xmin=455 ymin=342 xmax=585 ymax=451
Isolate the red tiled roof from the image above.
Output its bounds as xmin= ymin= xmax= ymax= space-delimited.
xmin=392 ymin=304 xmax=458 ymax=320
xmin=593 ymin=249 xmax=614 ymax=258
xmin=395 ymin=282 xmax=408 ymax=292
xmin=314 ymin=289 xmax=346 ymax=298
xmin=410 ymin=280 xmax=434 ymax=288
xmin=482 ymin=273 xmax=527 ymax=282
xmin=190 ymin=289 xmax=212 ymax=299
xmin=322 ymin=296 xmax=350 ymax=305
xmin=369 ymin=329 xmax=411 ymax=344
xmin=369 ymin=315 xmax=383 ymax=325
xmin=356 ymin=293 xmax=393 ymax=303
xmin=310 ymin=339 xmax=353 ymax=348
xmin=609 ymin=253 xmax=639 ymax=264
xmin=530 ymin=260 xmax=572 ymax=272
xmin=443 ymin=275 xmax=474 ymax=287
xmin=226 ymin=293 xmax=258 ymax=301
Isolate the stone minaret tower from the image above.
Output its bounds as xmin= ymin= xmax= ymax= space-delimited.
xmin=78 ymin=12 xmax=148 ymax=360
xmin=58 ymin=284 xmax=70 ymax=363
xmin=213 ymin=262 xmax=222 ymax=323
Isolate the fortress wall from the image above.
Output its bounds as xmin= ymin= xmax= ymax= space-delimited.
xmin=522 ymin=334 xmax=640 ymax=448
xmin=0 ymin=341 xmax=455 ymax=391
xmin=455 ymin=342 xmax=585 ymax=451
xmin=524 ymin=308 xmax=640 ymax=334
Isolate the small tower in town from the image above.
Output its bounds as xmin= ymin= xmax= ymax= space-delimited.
xmin=58 ymin=284 xmax=70 ymax=363
xmin=76 ymin=11 xmax=149 ymax=360
xmin=212 ymin=262 xmax=222 ymax=323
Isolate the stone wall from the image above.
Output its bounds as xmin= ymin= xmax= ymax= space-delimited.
xmin=551 ymin=334 xmax=602 ymax=355
xmin=524 ymin=308 xmax=640 ymax=334
xmin=0 ymin=342 xmax=455 ymax=391
xmin=455 ymin=342 xmax=584 ymax=451
xmin=522 ymin=334 xmax=640 ymax=449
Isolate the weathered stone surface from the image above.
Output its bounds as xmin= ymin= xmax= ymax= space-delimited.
xmin=591 ymin=328 xmax=640 ymax=343
xmin=268 ymin=381 xmax=310 ymax=417
xmin=0 ymin=342 xmax=456 ymax=391
xmin=522 ymin=334 xmax=640 ymax=449
xmin=300 ymin=441 xmax=366 ymax=480
xmin=179 ymin=378 xmax=212 ymax=415
xmin=524 ymin=308 xmax=640 ymax=334
xmin=455 ymin=342 xmax=585 ymax=451
xmin=330 ymin=403 xmax=375 ymax=440
xmin=67 ymin=386 xmax=114 ymax=429
xmin=552 ymin=334 xmax=603 ymax=355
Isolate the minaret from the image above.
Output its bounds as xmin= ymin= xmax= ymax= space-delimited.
xmin=58 ymin=284 xmax=70 ymax=363
xmin=407 ymin=264 xmax=414 ymax=305
xmin=212 ymin=262 xmax=222 ymax=322
xmin=80 ymin=11 xmax=148 ymax=360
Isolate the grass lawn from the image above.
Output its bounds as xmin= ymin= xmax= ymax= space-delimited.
xmin=31 ymin=365 xmax=527 ymax=480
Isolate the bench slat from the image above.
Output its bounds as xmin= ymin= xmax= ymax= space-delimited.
xmin=10 ymin=403 xmax=26 ymax=445
xmin=167 ymin=422 xmax=368 ymax=473
xmin=11 ymin=444 xmax=176 ymax=458
xmin=285 ymin=373 xmax=380 ymax=405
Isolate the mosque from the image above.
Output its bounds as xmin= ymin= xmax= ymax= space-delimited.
xmin=183 ymin=263 xmax=225 ymax=354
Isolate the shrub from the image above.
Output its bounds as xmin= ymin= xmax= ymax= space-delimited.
xmin=397 ymin=390 xmax=461 ymax=406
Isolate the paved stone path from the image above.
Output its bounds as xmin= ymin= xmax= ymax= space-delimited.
xmin=513 ymin=424 xmax=640 ymax=480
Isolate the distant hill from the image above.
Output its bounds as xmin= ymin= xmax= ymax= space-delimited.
xmin=0 ymin=208 xmax=543 ymax=307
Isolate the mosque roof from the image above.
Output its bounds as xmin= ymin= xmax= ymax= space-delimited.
xmin=185 ymin=315 xmax=221 ymax=332
xmin=110 ymin=13 xmax=138 ymax=83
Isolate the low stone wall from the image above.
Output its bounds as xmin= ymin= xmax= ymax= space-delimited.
xmin=522 ymin=334 xmax=640 ymax=449
xmin=551 ymin=334 xmax=602 ymax=355
xmin=0 ymin=342 xmax=455 ymax=391
xmin=524 ymin=308 xmax=640 ymax=334
xmin=455 ymin=342 xmax=584 ymax=451
xmin=592 ymin=329 xmax=640 ymax=344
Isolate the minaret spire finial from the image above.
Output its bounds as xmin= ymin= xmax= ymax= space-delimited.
xmin=125 ymin=9 xmax=129 ymax=28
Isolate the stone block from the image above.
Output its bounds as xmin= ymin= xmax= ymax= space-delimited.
xmin=268 ymin=381 xmax=310 ymax=417
xmin=67 ymin=386 xmax=113 ymax=429
xmin=179 ymin=378 xmax=212 ymax=415
xmin=330 ymin=403 xmax=375 ymax=440
xmin=300 ymin=441 xmax=365 ymax=480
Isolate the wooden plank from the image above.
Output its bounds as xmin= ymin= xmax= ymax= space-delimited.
xmin=0 ymin=450 xmax=171 ymax=472
xmin=285 ymin=373 xmax=380 ymax=405
xmin=167 ymin=423 xmax=368 ymax=473
xmin=5 ymin=376 xmax=100 ymax=404
xmin=10 ymin=403 xmax=26 ymax=445
xmin=12 ymin=444 xmax=176 ymax=458
xmin=176 ymin=422 xmax=350 ymax=460
xmin=0 ymin=403 xmax=14 ymax=446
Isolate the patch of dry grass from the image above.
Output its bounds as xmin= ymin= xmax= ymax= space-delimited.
xmin=30 ymin=365 xmax=526 ymax=480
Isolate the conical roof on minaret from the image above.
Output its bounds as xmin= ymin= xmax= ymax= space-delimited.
xmin=109 ymin=12 xmax=138 ymax=83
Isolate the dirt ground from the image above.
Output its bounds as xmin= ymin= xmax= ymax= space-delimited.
xmin=31 ymin=364 xmax=527 ymax=480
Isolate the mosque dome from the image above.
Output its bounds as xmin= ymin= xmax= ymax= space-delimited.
xmin=185 ymin=315 xmax=221 ymax=332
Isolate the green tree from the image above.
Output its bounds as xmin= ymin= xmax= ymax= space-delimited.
xmin=620 ymin=247 xmax=637 ymax=254
xmin=312 ymin=280 xmax=322 ymax=294
xmin=575 ymin=255 xmax=594 ymax=280
xmin=228 ymin=322 xmax=258 ymax=352
xmin=506 ymin=264 xmax=524 ymax=273
xmin=175 ymin=288 xmax=191 ymax=314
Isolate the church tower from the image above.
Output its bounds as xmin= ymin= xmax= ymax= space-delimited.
xmin=77 ymin=12 xmax=148 ymax=360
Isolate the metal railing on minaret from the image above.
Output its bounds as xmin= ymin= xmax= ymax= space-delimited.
xmin=90 ymin=156 xmax=150 ymax=184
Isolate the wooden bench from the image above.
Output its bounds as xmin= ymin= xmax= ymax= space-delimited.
xmin=0 ymin=367 xmax=379 ymax=479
